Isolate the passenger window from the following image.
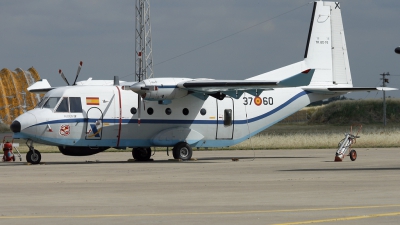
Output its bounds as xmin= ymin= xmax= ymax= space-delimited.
xmin=224 ymin=109 xmax=233 ymax=126
xmin=56 ymin=98 xmax=69 ymax=113
xmin=69 ymin=97 xmax=82 ymax=113
xmin=43 ymin=97 xmax=61 ymax=109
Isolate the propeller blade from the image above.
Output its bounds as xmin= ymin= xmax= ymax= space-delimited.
xmin=142 ymin=95 xmax=146 ymax=110
xmin=137 ymin=94 xmax=141 ymax=126
xmin=72 ymin=61 xmax=83 ymax=86
xmin=59 ymin=69 xmax=70 ymax=86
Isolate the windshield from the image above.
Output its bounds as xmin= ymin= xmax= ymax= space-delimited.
xmin=42 ymin=97 xmax=61 ymax=109
xmin=35 ymin=97 xmax=48 ymax=108
xmin=55 ymin=98 xmax=69 ymax=112
xmin=54 ymin=97 xmax=83 ymax=113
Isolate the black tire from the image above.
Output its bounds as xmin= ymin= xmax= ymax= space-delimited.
xmin=132 ymin=147 xmax=151 ymax=161
xmin=349 ymin=149 xmax=357 ymax=161
xmin=172 ymin=142 xmax=192 ymax=160
xmin=26 ymin=150 xmax=41 ymax=164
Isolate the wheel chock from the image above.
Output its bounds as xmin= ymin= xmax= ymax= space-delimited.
xmin=24 ymin=162 xmax=46 ymax=165
xmin=168 ymin=159 xmax=182 ymax=162
xmin=127 ymin=158 xmax=154 ymax=162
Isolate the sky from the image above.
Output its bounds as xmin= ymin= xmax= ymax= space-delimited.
xmin=1 ymin=0 xmax=399 ymax=100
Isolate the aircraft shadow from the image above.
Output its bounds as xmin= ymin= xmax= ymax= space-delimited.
xmin=198 ymin=156 xmax=319 ymax=161
xmin=0 ymin=156 xmax=320 ymax=166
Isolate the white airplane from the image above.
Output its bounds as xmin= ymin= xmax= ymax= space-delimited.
xmin=10 ymin=1 xmax=396 ymax=164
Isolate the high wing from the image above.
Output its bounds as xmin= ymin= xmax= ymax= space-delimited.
xmin=176 ymin=69 xmax=315 ymax=99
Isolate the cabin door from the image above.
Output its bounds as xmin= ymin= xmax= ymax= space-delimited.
xmin=85 ymin=107 xmax=104 ymax=140
xmin=216 ymin=97 xmax=234 ymax=139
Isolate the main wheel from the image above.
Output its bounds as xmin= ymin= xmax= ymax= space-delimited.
xmin=26 ymin=149 xmax=41 ymax=164
xmin=172 ymin=142 xmax=192 ymax=160
xmin=349 ymin=149 xmax=357 ymax=161
xmin=132 ymin=147 xmax=151 ymax=161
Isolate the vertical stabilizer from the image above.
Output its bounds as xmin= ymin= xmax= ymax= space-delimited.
xmin=304 ymin=1 xmax=352 ymax=87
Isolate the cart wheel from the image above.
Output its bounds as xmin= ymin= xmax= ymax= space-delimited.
xmin=349 ymin=149 xmax=357 ymax=161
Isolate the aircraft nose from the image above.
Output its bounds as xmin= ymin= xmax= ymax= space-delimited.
xmin=12 ymin=112 xmax=37 ymax=133
xmin=10 ymin=120 xmax=21 ymax=132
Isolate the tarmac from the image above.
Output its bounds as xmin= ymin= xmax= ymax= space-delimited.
xmin=1 ymin=148 xmax=400 ymax=225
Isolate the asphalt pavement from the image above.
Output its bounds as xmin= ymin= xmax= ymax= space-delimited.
xmin=1 ymin=148 xmax=400 ymax=225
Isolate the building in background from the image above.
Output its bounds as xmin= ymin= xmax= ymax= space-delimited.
xmin=0 ymin=67 xmax=41 ymax=125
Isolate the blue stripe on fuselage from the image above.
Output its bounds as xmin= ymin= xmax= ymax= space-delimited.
xmin=27 ymin=91 xmax=309 ymax=127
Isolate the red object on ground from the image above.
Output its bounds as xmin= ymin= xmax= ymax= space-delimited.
xmin=2 ymin=142 xmax=15 ymax=162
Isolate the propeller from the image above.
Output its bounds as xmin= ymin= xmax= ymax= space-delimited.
xmin=58 ymin=61 xmax=83 ymax=86
xmin=137 ymin=52 xmax=142 ymax=126
xmin=59 ymin=69 xmax=70 ymax=86
xmin=72 ymin=61 xmax=83 ymax=85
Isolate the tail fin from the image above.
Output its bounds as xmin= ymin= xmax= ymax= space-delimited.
xmin=304 ymin=1 xmax=352 ymax=87
xmin=250 ymin=1 xmax=352 ymax=88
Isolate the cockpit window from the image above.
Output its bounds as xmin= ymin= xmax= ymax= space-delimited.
xmin=55 ymin=98 xmax=69 ymax=113
xmin=36 ymin=97 xmax=48 ymax=108
xmin=53 ymin=97 xmax=82 ymax=113
xmin=69 ymin=97 xmax=82 ymax=113
xmin=43 ymin=97 xmax=61 ymax=109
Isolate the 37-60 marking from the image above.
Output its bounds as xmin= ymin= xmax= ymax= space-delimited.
xmin=243 ymin=97 xmax=273 ymax=105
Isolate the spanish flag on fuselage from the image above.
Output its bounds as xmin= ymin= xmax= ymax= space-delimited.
xmin=86 ymin=97 xmax=99 ymax=105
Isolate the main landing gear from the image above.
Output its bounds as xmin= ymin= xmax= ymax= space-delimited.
xmin=26 ymin=140 xmax=41 ymax=164
xmin=132 ymin=147 xmax=152 ymax=161
xmin=172 ymin=142 xmax=192 ymax=161
xmin=132 ymin=142 xmax=193 ymax=161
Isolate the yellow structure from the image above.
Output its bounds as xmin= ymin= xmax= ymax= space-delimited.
xmin=0 ymin=67 xmax=41 ymax=125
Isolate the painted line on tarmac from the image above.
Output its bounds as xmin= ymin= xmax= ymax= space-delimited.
xmin=273 ymin=211 xmax=400 ymax=225
xmin=1 ymin=204 xmax=400 ymax=220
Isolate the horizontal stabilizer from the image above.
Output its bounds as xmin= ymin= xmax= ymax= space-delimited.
xmin=304 ymin=87 xmax=398 ymax=94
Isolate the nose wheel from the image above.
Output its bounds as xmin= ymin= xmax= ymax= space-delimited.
xmin=26 ymin=149 xmax=41 ymax=164
xmin=25 ymin=140 xmax=42 ymax=164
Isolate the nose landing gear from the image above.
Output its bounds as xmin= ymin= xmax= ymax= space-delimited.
xmin=26 ymin=140 xmax=41 ymax=164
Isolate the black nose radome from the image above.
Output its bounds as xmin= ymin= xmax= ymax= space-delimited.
xmin=10 ymin=120 xmax=21 ymax=133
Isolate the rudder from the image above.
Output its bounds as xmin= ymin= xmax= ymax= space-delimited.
xmin=304 ymin=1 xmax=352 ymax=87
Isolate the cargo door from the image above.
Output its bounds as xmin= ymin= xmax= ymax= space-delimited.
xmin=216 ymin=97 xmax=234 ymax=139
xmin=85 ymin=107 xmax=103 ymax=140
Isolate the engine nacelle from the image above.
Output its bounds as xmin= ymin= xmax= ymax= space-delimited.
xmin=130 ymin=78 xmax=191 ymax=100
